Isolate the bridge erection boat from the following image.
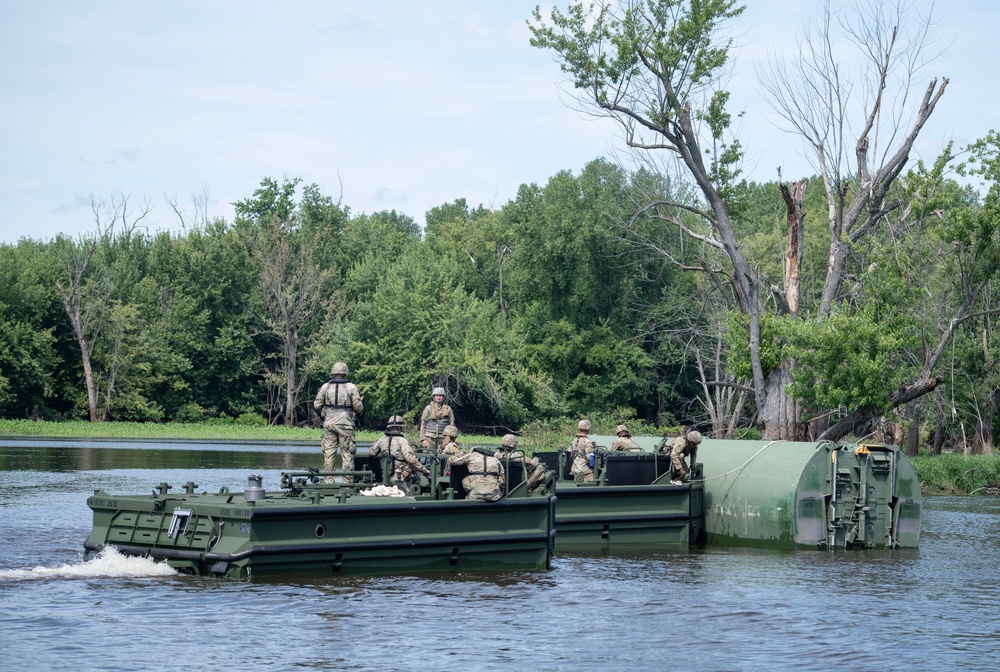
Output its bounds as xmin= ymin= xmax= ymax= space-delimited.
xmin=533 ymin=436 xmax=704 ymax=550
xmin=84 ymin=459 xmax=556 ymax=580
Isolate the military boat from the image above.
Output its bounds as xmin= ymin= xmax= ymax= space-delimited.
xmin=84 ymin=455 xmax=557 ymax=580
xmin=532 ymin=435 xmax=704 ymax=549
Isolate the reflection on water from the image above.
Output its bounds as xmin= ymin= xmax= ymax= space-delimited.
xmin=1 ymin=439 xmax=999 ymax=671
xmin=0 ymin=440 xmax=319 ymax=472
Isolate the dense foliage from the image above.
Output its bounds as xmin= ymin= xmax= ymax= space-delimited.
xmin=0 ymin=163 xmax=688 ymax=433
xmin=2 ymin=1 xmax=997 ymax=455
xmin=1 ymin=152 xmax=996 ymax=454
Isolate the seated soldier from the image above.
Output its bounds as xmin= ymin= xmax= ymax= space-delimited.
xmin=496 ymin=433 xmax=546 ymax=493
xmin=369 ymin=415 xmax=431 ymax=492
xmin=447 ymin=447 xmax=504 ymax=502
xmin=610 ymin=424 xmax=642 ymax=451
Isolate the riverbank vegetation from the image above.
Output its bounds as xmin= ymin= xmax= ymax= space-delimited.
xmin=911 ymin=454 xmax=1000 ymax=494
xmin=1 ymin=2 xmax=997 ymax=459
xmin=2 ymin=419 xmax=996 ymax=494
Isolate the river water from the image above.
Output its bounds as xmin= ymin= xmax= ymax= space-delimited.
xmin=1 ymin=438 xmax=998 ymax=671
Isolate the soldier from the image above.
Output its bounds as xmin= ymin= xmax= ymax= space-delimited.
xmin=663 ymin=430 xmax=703 ymax=484
xmin=369 ymin=415 xmax=431 ymax=492
xmin=447 ymin=447 xmax=504 ymax=502
xmin=419 ymin=386 xmax=455 ymax=452
xmin=610 ymin=424 xmax=642 ymax=452
xmin=496 ymin=433 xmax=547 ymax=494
xmin=570 ymin=419 xmax=596 ymax=483
xmin=312 ymin=362 xmax=363 ymax=483
xmin=439 ymin=424 xmax=463 ymax=456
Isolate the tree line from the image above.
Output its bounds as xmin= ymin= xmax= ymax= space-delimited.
xmin=1 ymin=0 xmax=997 ymax=457
xmin=0 ymin=165 xmax=694 ymax=433
xmin=0 ymin=153 xmax=996 ymax=456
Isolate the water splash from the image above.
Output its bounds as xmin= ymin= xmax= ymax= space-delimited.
xmin=0 ymin=546 xmax=177 ymax=580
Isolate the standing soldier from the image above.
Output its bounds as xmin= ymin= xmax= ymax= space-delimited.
xmin=447 ymin=447 xmax=504 ymax=502
xmin=610 ymin=424 xmax=642 ymax=452
xmin=570 ymin=419 xmax=596 ymax=483
xmin=439 ymin=425 xmax=463 ymax=456
xmin=369 ymin=415 xmax=432 ymax=492
xmin=663 ymin=430 xmax=702 ymax=484
xmin=313 ymin=362 xmax=363 ymax=483
xmin=419 ymin=386 xmax=455 ymax=452
xmin=496 ymin=433 xmax=547 ymax=494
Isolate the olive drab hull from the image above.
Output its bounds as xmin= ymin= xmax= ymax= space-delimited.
xmin=83 ymin=438 xmax=922 ymax=578
xmin=533 ymin=448 xmax=704 ymax=549
xmin=693 ymin=440 xmax=921 ymax=549
xmin=84 ymin=462 xmax=556 ymax=580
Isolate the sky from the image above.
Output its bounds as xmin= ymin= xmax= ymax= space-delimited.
xmin=1 ymin=0 xmax=996 ymax=244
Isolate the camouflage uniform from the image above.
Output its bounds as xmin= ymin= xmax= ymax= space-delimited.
xmin=419 ymin=387 xmax=455 ymax=452
xmin=570 ymin=420 xmax=595 ymax=483
xmin=370 ymin=425 xmax=431 ymax=490
xmin=497 ymin=434 xmax=546 ymax=493
xmin=313 ymin=363 xmax=363 ymax=483
xmin=611 ymin=425 xmax=642 ymax=452
xmin=440 ymin=440 xmax=464 ymax=457
xmin=665 ymin=431 xmax=702 ymax=482
xmin=447 ymin=449 xmax=504 ymax=502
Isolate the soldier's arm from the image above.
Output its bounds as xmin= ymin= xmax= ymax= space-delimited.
xmin=313 ymin=383 xmax=327 ymax=411
xmin=418 ymin=406 xmax=429 ymax=440
xmin=406 ymin=452 xmax=431 ymax=475
xmin=351 ymin=385 xmax=364 ymax=413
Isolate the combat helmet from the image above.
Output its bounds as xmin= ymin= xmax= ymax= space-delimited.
xmin=687 ymin=430 xmax=703 ymax=444
xmin=577 ymin=419 xmax=592 ymax=432
xmin=614 ymin=424 xmax=630 ymax=436
xmin=500 ymin=434 xmax=519 ymax=449
xmin=331 ymin=362 xmax=349 ymax=377
xmin=432 ymin=386 xmax=446 ymax=397
xmin=443 ymin=424 xmax=459 ymax=438
xmin=386 ymin=415 xmax=405 ymax=429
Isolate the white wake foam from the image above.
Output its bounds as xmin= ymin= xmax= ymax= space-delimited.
xmin=0 ymin=546 xmax=177 ymax=580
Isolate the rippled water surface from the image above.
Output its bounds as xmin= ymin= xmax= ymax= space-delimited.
xmin=2 ymin=440 xmax=999 ymax=671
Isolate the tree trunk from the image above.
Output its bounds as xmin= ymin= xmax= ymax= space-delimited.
xmin=932 ymin=390 xmax=945 ymax=455
xmin=56 ymin=281 xmax=101 ymax=422
xmin=283 ymin=328 xmax=298 ymax=428
xmin=758 ymin=179 xmax=808 ymax=440
xmin=779 ymin=177 xmax=806 ymax=318
xmin=759 ymin=363 xmax=808 ymax=440
xmin=905 ymin=402 xmax=920 ymax=458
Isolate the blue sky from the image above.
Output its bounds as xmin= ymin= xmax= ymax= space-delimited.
xmin=1 ymin=1 xmax=995 ymax=244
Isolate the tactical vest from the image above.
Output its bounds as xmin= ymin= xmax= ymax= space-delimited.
xmin=323 ymin=380 xmax=355 ymax=419
xmin=424 ymin=403 xmax=451 ymax=436
xmin=468 ymin=452 xmax=499 ymax=476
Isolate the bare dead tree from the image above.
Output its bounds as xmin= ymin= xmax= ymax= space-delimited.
xmin=253 ymin=216 xmax=332 ymax=427
xmin=55 ymin=193 xmax=152 ymax=421
xmin=166 ymin=185 xmax=212 ymax=233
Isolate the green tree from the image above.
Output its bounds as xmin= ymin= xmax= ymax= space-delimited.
xmin=345 ymin=247 xmax=557 ymax=428
xmin=530 ymin=1 xmax=966 ymax=441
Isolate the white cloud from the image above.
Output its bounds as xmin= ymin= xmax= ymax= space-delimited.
xmin=0 ymin=0 xmax=995 ymax=243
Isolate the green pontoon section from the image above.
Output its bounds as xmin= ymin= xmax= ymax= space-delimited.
xmin=85 ymin=470 xmax=556 ymax=580
xmin=533 ymin=449 xmax=703 ymax=549
xmin=695 ymin=440 xmax=921 ymax=549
